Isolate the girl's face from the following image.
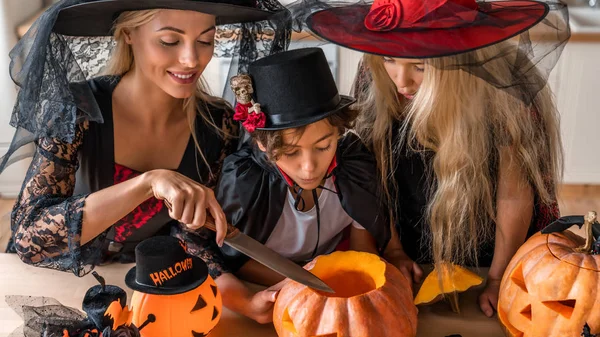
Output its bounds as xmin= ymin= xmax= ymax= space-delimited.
xmin=260 ymin=120 xmax=339 ymax=190
xmin=125 ymin=10 xmax=216 ymax=99
xmin=382 ymin=57 xmax=425 ymax=100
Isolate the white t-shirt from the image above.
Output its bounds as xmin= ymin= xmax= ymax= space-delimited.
xmin=264 ymin=178 xmax=365 ymax=262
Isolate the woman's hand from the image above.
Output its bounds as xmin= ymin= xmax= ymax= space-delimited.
xmin=146 ymin=169 xmax=227 ymax=246
xmin=478 ymin=277 xmax=501 ymax=317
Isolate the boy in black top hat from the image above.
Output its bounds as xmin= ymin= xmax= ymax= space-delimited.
xmin=196 ymin=48 xmax=390 ymax=323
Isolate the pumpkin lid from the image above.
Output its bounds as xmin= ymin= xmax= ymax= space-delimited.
xmin=414 ymin=263 xmax=483 ymax=305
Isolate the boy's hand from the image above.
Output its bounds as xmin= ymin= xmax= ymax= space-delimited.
xmin=247 ymin=279 xmax=289 ymax=324
xmin=385 ymin=250 xmax=423 ymax=285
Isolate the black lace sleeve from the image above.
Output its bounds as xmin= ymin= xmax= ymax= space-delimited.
xmin=10 ymin=121 xmax=104 ymax=276
xmin=171 ymin=224 xmax=231 ymax=279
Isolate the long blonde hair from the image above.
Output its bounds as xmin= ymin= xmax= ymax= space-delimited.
xmin=103 ymin=10 xmax=233 ymax=180
xmin=355 ymin=41 xmax=563 ymax=267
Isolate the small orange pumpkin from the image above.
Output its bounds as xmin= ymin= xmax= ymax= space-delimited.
xmin=273 ymin=251 xmax=418 ymax=337
xmin=498 ymin=212 xmax=600 ymax=337
xmin=130 ymin=275 xmax=222 ymax=337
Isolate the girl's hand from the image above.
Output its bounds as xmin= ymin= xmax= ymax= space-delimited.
xmin=478 ymin=278 xmax=501 ymax=317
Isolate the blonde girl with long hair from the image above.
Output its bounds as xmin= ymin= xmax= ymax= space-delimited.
xmin=302 ymin=0 xmax=569 ymax=317
xmin=3 ymin=0 xmax=284 ymax=276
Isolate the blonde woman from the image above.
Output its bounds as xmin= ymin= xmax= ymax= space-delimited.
xmin=1 ymin=0 xmax=286 ymax=276
xmin=302 ymin=0 xmax=569 ymax=317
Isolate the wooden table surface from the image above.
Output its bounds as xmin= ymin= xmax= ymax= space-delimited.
xmin=0 ymin=253 xmax=506 ymax=337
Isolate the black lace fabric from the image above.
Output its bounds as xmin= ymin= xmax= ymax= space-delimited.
xmin=8 ymin=102 xmax=238 ymax=276
xmin=6 ymin=295 xmax=91 ymax=337
xmin=172 ymin=225 xmax=231 ymax=279
xmin=9 ymin=121 xmax=104 ymax=276
xmin=0 ymin=0 xmax=104 ymax=172
xmin=1 ymin=0 xmax=291 ymax=276
xmin=285 ymin=0 xmax=570 ymax=107
xmin=0 ymin=0 xmax=291 ymax=172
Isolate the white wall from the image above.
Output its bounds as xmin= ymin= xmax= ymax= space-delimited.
xmin=0 ymin=0 xmax=42 ymax=198
xmin=551 ymin=42 xmax=600 ymax=184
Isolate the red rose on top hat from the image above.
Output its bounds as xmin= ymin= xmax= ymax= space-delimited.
xmin=230 ymin=74 xmax=266 ymax=133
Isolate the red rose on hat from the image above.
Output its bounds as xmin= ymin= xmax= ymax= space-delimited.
xmin=242 ymin=111 xmax=266 ymax=133
xmin=364 ymin=0 xmax=402 ymax=31
xmin=233 ymin=102 xmax=253 ymax=121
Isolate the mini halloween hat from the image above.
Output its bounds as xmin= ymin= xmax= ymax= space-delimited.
xmin=231 ymin=47 xmax=355 ymax=132
xmin=125 ymin=236 xmax=209 ymax=295
xmin=53 ymin=0 xmax=278 ymax=36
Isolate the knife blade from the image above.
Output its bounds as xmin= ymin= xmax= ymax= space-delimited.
xmin=164 ymin=200 xmax=334 ymax=293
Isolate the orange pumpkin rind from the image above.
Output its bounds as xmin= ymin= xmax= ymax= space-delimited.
xmin=273 ymin=251 xmax=418 ymax=337
xmin=498 ymin=211 xmax=600 ymax=337
xmin=414 ymin=263 xmax=483 ymax=312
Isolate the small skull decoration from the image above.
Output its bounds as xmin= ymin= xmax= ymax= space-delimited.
xmin=230 ymin=74 xmax=266 ymax=132
xmin=230 ymin=74 xmax=254 ymax=105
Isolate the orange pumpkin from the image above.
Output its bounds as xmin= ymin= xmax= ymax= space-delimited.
xmin=273 ymin=251 xmax=418 ymax=337
xmin=130 ymin=275 xmax=222 ymax=337
xmin=498 ymin=212 xmax=600 ymax=337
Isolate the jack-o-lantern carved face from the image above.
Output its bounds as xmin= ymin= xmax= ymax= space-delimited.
xmin=498 ymin=229 xmax=600 ymax=337
xmin=273 ymin=251 xmax=418 ymax=337
xmin=130 ymin=275 xmax=222 ymax=337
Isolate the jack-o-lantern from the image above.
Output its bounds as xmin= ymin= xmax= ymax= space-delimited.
xmin=273 ymin=251 xmax=418 ymax=337
xmin=130 ymin=276 xmax=221 ymax=337
xmin=125 ymin=236 xmax=223 ymax=337
xmin=498 ymin=212 xmax=600 ymax=337
xmin=414 ymin=263 xmax=483 ymax=313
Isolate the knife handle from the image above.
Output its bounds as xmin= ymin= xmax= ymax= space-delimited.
xmin=164 ymin=199 xmax=239 ymax=238
xmin=203 ymin=215 xmax=240 ymax=238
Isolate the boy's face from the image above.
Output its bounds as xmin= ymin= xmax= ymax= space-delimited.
xmin=260 ymin=119 xmax=339 ymax=190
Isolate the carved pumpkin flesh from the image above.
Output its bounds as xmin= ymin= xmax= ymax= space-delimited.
xmin=273 ymin=251 xmax=418 ymax=337
xmin=130 ymin=275 xmax=222 ymax=337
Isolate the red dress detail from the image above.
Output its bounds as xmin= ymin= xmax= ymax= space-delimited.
xmin=112 ymin=163 xmax=164 ymax=242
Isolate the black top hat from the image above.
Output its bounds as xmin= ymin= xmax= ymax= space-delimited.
xmin=125 ymin=236 xmax=208 ymax=295
xmin=246 ymin=48 xmax=355 ymax=131
xmin=53 ymin=0 xmax=277 ymax=36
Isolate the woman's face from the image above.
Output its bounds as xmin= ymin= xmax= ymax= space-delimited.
xmin=382 ymin=57 xmax=424 ymax=100
xmin=261 ymin=120 xmax=339 ymax=191
xmin=125 ymin=10 xmax=216 ymax=99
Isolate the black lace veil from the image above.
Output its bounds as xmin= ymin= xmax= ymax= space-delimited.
xmin=285 ymin=0 xmax=570 ymax=107
xmin=0 ymin=0 xmax=291 ymax=174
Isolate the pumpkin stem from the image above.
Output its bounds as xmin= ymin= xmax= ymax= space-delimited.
xmin=576 ymin=211 xmax=597 ymax=254
xmin=445 ymin=291 xmax=460 ymax=314
xmin=91 ymin=271 xmax=106 ymax=292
